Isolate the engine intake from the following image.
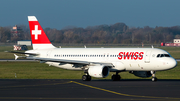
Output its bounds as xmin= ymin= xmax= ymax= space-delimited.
xmin=88 ymin=65 xmax=110 ymax=78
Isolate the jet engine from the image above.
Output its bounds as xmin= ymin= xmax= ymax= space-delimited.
xmin=88 ymin=65 xmax=109 ymax=78
xmin=129 ymin=71 xmax=152 ymax=77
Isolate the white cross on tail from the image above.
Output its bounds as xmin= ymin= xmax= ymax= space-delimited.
xmin=32 ymin=25 xmax=41 ymax=40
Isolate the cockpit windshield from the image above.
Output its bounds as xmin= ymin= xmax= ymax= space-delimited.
xmin=164 ymin=54 xmax=170 ymax=57
xmin=157 ymin=54 xmax=170 ymax=58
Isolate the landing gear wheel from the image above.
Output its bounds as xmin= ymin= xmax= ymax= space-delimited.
xmin=87 ymin=75 xmax=91 ymax=81
xmin=111 ymin=74 xmax=121 ymax=81
xmin=82 ymin=75 xmax=87 ymax=81
xmin=152 ymin=77 xmax=157 ymax=82
xmin=151 ymin=71 xmax=157 ymax=82
xmin=82 ymin=75 xmax=91 ymax=81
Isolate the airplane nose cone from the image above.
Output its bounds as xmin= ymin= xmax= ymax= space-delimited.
xmin=169 ymin=59 xmax=177 ymax=69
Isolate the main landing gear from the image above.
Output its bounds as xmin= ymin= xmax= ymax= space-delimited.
xmin=82 ymin=70 xmax=91 ymax=81
xmin=82 ymin=75 xmax=91 ymax=81
xmin=111 ymin=72 xmax=121 ymax=81
xmin=151 ymin=71 xmax=157 ymax=82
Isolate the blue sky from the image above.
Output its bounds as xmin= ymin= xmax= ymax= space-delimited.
xmin=0 ymin=0 xmax=180 ymax=29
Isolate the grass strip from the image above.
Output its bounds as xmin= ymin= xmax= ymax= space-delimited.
xmin=0 ymin=61 xmax=179 ymax=79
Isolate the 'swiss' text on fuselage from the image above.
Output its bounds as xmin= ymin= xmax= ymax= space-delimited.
xmin=118 ymin=52 xmax=144 ymax=60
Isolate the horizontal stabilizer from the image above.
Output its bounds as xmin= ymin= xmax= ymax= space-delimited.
xmin=14 ymin=54 xmax=26 ymax=60
xmin=5 ymin=51 xmax=38 ymax=56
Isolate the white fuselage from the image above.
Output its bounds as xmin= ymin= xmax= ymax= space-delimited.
xmin=26 ymin=48 xmax=177 ymax=72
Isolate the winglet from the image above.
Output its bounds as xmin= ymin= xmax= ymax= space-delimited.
xmin=152 ymin=45 xmax=154 ymax=48
xmin=14 ymin=54 xmax=19 ymax=60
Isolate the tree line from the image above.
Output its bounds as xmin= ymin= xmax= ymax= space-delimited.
xmin=0 ymin=23 xmax=180 ymax=44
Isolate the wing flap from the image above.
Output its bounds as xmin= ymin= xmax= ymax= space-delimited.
xmin=28 ymin=57 xmax=90 ymax=65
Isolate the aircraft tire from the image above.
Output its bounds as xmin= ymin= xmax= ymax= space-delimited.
xmin=87 ymin=75 xmax=91 ymax=81
xmin=82 ymin=75 xmax=91 ymax=81
xmin=112 ymin=74 xmax=121 ymax=81
xmin=152 ymin=77 xmax=157 ymax=82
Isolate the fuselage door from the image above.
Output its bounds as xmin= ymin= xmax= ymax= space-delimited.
xmin=103 ymin=53 xmax=109 ymax=62
xmin=144 ymin=50 xmax=151 ymax=63
xmin=46 ymin=50 xmax=52 ymax=58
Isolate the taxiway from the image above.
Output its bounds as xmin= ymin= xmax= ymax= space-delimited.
xmin=0 ymin=79 xmax=180 ymax=101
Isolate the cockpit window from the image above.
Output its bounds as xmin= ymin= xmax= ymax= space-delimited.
xmin=157 ymin=54 xmax=160 ymax=57
xmin=160 ymin=54 xmax=165 ymax=57
xmin=164 ymin=54 xmax=170 ymax=57
xmin=157 ymin=54 xmax=170 ymax=58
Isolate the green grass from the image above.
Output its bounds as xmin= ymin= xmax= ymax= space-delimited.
xmin=0 ymin=61 xmax=180 ymax=79
xmin=0 ymin=62 xmax=84 ymax=79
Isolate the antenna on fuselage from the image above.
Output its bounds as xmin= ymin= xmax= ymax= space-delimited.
xmin=152 ymin=45 xmax=154 ymax=48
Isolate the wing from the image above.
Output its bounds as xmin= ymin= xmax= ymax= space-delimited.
xmin=27 ymin=57 xmax=113 ymax=67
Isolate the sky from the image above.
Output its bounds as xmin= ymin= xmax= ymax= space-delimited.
xmin=0 ymin=0 xmax=180 ymax=30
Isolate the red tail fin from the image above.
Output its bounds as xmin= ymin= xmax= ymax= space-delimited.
xmin=28 ymin=16 xmax=55 ymax=49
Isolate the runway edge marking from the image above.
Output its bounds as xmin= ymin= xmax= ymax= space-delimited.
xmin=71 ymin=81 xmax=180 ymax=100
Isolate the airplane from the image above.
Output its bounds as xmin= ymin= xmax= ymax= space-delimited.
xmin=14 ymin=16 xmax=177 ymax=81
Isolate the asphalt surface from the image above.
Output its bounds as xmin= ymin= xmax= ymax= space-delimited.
xmin=0 ymin=79 xmax=180 ymax=101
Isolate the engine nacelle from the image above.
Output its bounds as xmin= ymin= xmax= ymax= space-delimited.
xmin=88 ymin=65 xmax=109 ymax=78
xmin=130 ymin=71 xmax=152 ymax=78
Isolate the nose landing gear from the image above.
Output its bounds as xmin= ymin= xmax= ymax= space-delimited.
xmin=151 ymin=71 xmax=157 ymax=82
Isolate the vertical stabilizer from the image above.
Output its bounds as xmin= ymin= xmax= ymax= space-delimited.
xmin=28 ymin=16 xmax=55 ymax=49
